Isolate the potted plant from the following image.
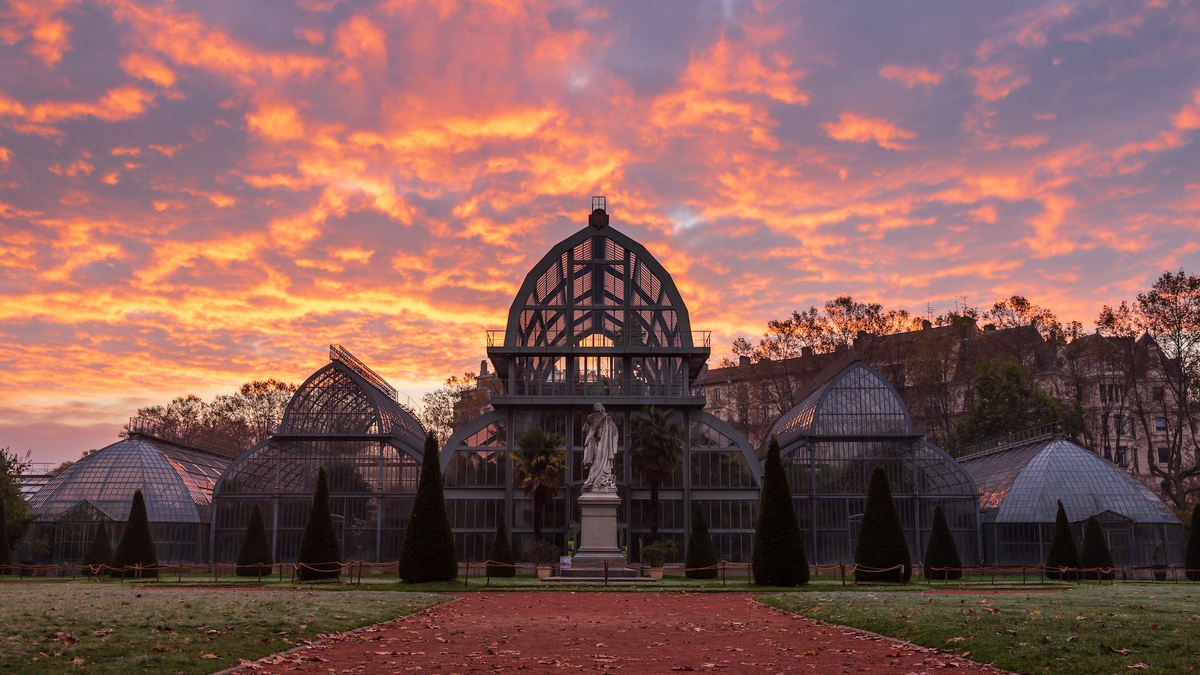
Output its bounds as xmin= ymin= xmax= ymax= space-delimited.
xmin=641 ymin=541 xmax=668 ymax=579
xmin=532 ymin=541 xmax=560 ymax=580
xmin=1151 ymin=541 xmax=1167 ymax=581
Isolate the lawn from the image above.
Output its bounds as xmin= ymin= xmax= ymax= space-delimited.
xmin=0 ymin=583 xmax=444 ymax=675
xmin=764 ymin=584 xmax=1200 ymax=675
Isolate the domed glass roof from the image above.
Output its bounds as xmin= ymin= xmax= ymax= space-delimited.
xmin=961 ymin=438 xmax=1181 ymax=524
xmin=29 ymin=435 xmax=230 ymax=523
xmin=504 ymin=224 xmax=697 ymax=349
xmin=769 ymin=360 xmax=913 ymax=448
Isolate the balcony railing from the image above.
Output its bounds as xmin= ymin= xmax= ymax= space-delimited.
xmin=486 ymin=330 xmax=711 ymax=348
xmin=496 ymin=378 xmax=696 ymax=399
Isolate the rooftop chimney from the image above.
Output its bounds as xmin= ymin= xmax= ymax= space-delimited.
xmin=922 ymin=319 xmax=932 ymax=330
xmin=984 ymin=323 xmax=997 ymax=332
xmin=739 ymin=355 xmax=751 ymax=368
xmin=801 ymin=346 xmax=813 ymax=359
xmin=480 ymin=360 xmax=489 ymax=377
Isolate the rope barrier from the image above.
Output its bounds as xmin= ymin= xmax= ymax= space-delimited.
xmin=2 ymin=561 xmax=1197 ymax=584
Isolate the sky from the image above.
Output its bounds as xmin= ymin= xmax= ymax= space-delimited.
xmin=2 ymin=0 xmax=1198 ymax=465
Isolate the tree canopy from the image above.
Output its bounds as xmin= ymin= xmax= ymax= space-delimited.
xmin=628 ymin=406 xmax=685 ymax=541
xmin=951 ymin=355 xmax=1074 ymax=450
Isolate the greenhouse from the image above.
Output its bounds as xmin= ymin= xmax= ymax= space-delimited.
xmin=209 ymin=346 xmax=426 ymax=564
xmin=443 ymin=200 xmax=761 ymax=563
xmin=960 ymin=436 xmax=1184 ymax=567
xmin=25 ymin=435 xmax=230 ymax=564
xmin=767 ymin=359 xmax=981 ymax=566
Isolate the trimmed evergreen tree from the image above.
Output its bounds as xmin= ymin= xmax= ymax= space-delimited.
xmin=0 ymin=498 xmax=9 ymax=575
xmin=751 ymin=436 xmax=809 ymax=586
xmin=923 ymin=504 xmax=963 ymax=580
xmin=399 ymin=431 xmax=458 ymax=583
xmin=685 ymin=504 xmax=719 ymax=579
xmin=1186 ymin=505 xmax=1200 ymax=582
xmin=854 ymin=466 xmax=912 ymax=584
xmin=486 ymin=514 xmax=516 ymax=577
xmin=82 ymin=520 xmax=113 ymax=576
xmin=297 ymin=467 xmax=340 ymax=581
xmin=1080 ymin=515 xmax=1114 ymax=581
xmin=110 ymin=490 xmax=159 ymax=578
xmin=236 ymin=503 xmax=273 ymax=577
xmin=1044 ymin=500 xmax=1081 ymax=581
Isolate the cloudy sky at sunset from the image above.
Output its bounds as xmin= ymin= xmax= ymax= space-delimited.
xmin=2 ymin=0 xmax=1198 ymax=463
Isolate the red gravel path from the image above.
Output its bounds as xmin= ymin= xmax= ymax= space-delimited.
xmin=233 ymin=592 xmax=1009 ymax=675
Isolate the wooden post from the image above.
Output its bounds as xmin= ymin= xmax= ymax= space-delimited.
xmin=464 ymin=562 xmax=470 ymax=588
xmin=604 ymin=560 xmax=609 ymax=587
xmin=840 ymin=562 xmax=846 ymax=587
xmin=721 ymin=560 xmax=726 ymax=588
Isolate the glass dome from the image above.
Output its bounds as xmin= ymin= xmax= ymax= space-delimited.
xmin=31 ymin=435 xmax=228 ymax=523
xmin=961 ymin=438 xmax=1184 ymax=566
xmin=211 ymin=353 xmax=425 ymax=564
xmin=770 ymin=361 xmax=979 ymax=566
xmin=26 ymin=435 xmax=230 ymax=563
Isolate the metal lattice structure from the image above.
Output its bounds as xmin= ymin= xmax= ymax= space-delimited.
xmin=961 ymin=437 xmax=1184 ymax=566
xmin=444 ymin=204 xmax=761 ymax=563
xmin=25 ymin=435 xmax=231 ymax=564
xmin=768 ymin=361 xmax=981 ymax=566
xmin=209 ymin=349 xmax=426 ymax=564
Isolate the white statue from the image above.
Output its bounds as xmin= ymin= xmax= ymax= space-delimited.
xmin=582 ymin=403 xmax=619 ymax=492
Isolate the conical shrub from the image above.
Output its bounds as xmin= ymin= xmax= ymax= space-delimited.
xmin=82 ymin=520 xmax=113 ymax=576
xmin=923 ymin=504 xmax=962 ymax=580
xmin=855 ymin=466 xmax=912 ymax=584
xmin=1080 ymin=515 xmax=1114 ymax=581
xmin=110 ymin=490 xmax=159 ymax=578
xmin=751 ymin=436 xmax=809 ymax=586
xmin=686 ymin=504 xmax=719 ymax=579
xmin=399 ymin=431 xmax=458 ymax=582
xmin=1186 ymin=505 xmax=1200 ymax=582
xmin=0 ymin=499 xmax=9 ymax=575
xmin=236 ymin=503 xmax=274 ymax=577
xmin=297 ymin=467 xmax=340 ymax=581
xmin=487 ymin=514 xmax=516 ymax=577
xmin=1044 ymin=500 xmax=1080 ymax=581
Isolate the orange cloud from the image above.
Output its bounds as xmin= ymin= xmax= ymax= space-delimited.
xmin=823 ymin=112 xmax=917 ymax=150
xmin=968 ymin=63 xmax=1029 ymax=101
xmin=0 ymin=0 xmax=74 ymax=65
xmin=120 ymin=52 xmax=177 ymax=87
xmin=878 ymin=65 xmax=941 ymax=89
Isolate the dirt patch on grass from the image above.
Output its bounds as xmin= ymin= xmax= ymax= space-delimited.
xmin=233 ymin=592 xmax=1011 ymax=674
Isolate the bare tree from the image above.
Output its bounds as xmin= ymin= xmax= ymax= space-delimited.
xmin=420 ymin=374 xmax=478 ymax=444
xmin=123 ymin=379 xmax=297 ymax=457
xmin=1098 ymin=270 xmax=1200 ymax=509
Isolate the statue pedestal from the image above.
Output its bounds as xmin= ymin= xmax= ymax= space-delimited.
xmin=567 ymin=490 xmax=635 ymax=577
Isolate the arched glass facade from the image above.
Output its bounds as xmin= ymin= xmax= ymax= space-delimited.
xmin=769 ymin=361 xmax=980 ymax=566
xmin=445 ymin=216 xmax=761 ymax=563
xmin=27 ymin=435 xmax=230 ymax=564
xmin=961 ymin=438 xmax=1184 ymax=567
xmin=210 ymin=349 xmax=425 ymax=564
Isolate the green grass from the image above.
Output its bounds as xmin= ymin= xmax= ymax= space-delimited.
xmin=0 ymin=583 xmax=444 ymax=675
xmin=764 ymin=584 xmax=1200 ymax=675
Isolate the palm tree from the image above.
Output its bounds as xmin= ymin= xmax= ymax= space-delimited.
xmin=511 ymin=427 xmax=567 ymax=544
xmin=629 ymin=406 xmax=685 ymax=541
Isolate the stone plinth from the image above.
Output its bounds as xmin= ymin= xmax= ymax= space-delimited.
xmin=571 ymin=489 xmax=625 ymax=571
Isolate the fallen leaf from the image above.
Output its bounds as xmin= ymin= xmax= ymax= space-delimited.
xmin=1101 ymin=645 xmax=1132 ymax=655
xmin=200 ymin=653 xmax=221 ymax=659
xmin=946 ymin=637 xmax=965 ymax=644
xmin=1128 ymin=664 xmax=1149 ymax=670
